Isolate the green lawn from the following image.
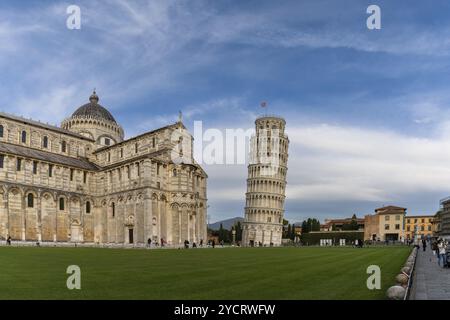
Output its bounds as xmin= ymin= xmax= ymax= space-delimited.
xmin=0 ymin=246 xmax=410 ymax=300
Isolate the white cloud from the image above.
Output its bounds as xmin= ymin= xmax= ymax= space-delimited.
xmin=286 ymin=123 xmax=450 ymax=203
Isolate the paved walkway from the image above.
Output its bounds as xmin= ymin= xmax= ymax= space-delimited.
xmin=411 ymin=246 xmax=450 ymax=300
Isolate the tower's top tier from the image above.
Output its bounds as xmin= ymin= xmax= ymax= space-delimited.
xmin=255 ymin=116 xmax=286 ymax=135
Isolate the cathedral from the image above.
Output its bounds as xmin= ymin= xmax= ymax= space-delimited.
xmin=0 ymin=91 xmax=208 ymax=246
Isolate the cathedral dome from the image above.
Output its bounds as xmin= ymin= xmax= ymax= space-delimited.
xmin=62 ymin=90 xmax=124 ymax=148
xmin=72 ymin=91 xmax=117 ymax=123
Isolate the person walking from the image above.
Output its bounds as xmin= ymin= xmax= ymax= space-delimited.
xmin=414 ymin=238 xmax=420 ymax=249
xmin=6 ymin=236 xmax=11 ymax=246
xmin=147 ymin=238 xmax=151 ymax=248
xmin=422 ymin=238 xmax=427 ymax=252
xmin=432 ymin=240 xmax=438 ymax=260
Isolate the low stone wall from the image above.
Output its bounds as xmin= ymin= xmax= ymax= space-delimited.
xmin=0 ymin=240 xmax=191 ymax=250
xmin=386 ymin=247 xmax=418 ymax=300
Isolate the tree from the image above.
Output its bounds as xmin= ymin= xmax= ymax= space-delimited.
xmin=301 ymin=220 xmax=309 ymax=233
xmin=301 ymin=218 xmax=321 ymax=234
xmin=235 ymin=221 xmax=243 ymax=242
xmin=290 ymin=224 xmax=296 ymax=240
xmin=218 ymin=223 xmax=229 ymax=243
xmin=349 ymin=214 xmax=359 ymax=230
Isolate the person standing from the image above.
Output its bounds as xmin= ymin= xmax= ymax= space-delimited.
xmin=422 ymin=238 xmax=427 ymax=252
xmin=437 ymin=240 xmax=447 ymax=267
xmin=6 ymin=236 xmax=11 ymax=246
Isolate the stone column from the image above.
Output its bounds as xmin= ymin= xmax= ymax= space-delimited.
xmin=157 ymin=200 xmax=162 ymax=242
xmin=5 ymin=193 xmax=9 ymax=239
xmin=143 ymin=193 xmax=152 ymax=243
xmin=193 ymin=213 xmax=196 ymax=243
xmin=178 ymin=207 xmax=182 ymax=244
xmin=37 ymin=192 xmax=42 ymax=242
xmin=187 ymin=211 xmax=191 ymax=243
xmin=21 ymin=194 xmax=26 ymax=241
xmin=54 ymin=194 xmax=57 ymax=242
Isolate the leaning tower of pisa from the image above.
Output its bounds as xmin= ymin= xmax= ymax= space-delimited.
xmin=242 ymin=116 xmax=289 ymax=247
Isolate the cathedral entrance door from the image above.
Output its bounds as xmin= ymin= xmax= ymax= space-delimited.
xmin=128 ymin=229 xmax=134 ymax=244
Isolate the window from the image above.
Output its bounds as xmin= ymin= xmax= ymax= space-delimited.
xmin=385 ymin=224 xmax=390 ymax=230
xmin=43 ymin=136 xmax=48 ymax=148
xmin=428 ymin=226 xmax=432 ymax=231
xmin=267 ymin=217 xmax=271 ymax=222
xmin=59 ymin=198 xmax=65 ymax=211
xmin=120 ymin=148 xmax=123 ymax=158
xmin=173 ymin=169 xmax=177 ymax=177
xmin=61 ymin=141 xmax=67 ymax=153
xmin=17 ymin=158 xmax=22 ymax=171
xmin=0 ymin=155 xmax=4 ymax=168
xmin=135 ymin=143 xmax=138 ymax=153
xmin=70 ymin=169 xmax=74 ymax=181
xmin=385 ymin=215 xmax=390 ymax=221
xmin=407 ymin=219 xmax=410 ymax=224
xmin=105 ymin=138 xmax=110 ymax=146
xmin=157 ymin=182 xmax=160 ymax=189
xmin=421 ymin=225 xmax=424 ymax=231
xmin=86 ymin=201 xmax=91 ymax=214
xmin=27 ymin=193 xmax=34 ymax=208
xmin=136 ymin=163 xmax=140 ymax=177
xmin=395 ymin=224 xmax=400 ymax=230
xmin=127 ymin=166 xmax=130 ymax=179
xmin=33 ymin=161 xmax=38 ymax=174
xmin=49 ymin=164 xmax=53 ymax=177
xmin=157 ymin=164 xmax=160 ymax=175
xmin=0 ymin=125 xmax=3 ymax=138
xmin=21 ymin=131 xmax=27 ymax=143
xmin=118 ymin=168 xmax=122 ymax=180
xmin=414 ymin=219 xmax=417 ymax=223
xmin=112 ymin=202 xmax=115 ymax=218
xmin=395 ymin=215 xmax=400 ymax=220
xmin=83 ymin=171 xmax=87 ymax=184
xmin=421 ymin=219 xmax=425 ymax=223
xmin=152 ymin=137 xmax=156 ymax=148
xmin=407 ymin=226 xmax=410 ymax=231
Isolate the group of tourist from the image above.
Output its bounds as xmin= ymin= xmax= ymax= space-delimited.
xmin=146 ymin=238 xmax=165 ymax=248
xmin=431 ymin=238 xmax=449 ymax=268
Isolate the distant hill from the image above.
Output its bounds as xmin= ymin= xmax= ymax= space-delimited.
xmin=209 ymin=217 xmax=244 ymax=230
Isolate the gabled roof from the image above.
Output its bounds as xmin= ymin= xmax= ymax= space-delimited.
xmin=94 ymin=122 xmax=186 ymax=154
xmin=375 ymin=205 xmax=407 ymax=211
xmin=0 ymin=112 xmax=94 ymax=142
xmin=0 ymin=141 xmax=99 ymax=171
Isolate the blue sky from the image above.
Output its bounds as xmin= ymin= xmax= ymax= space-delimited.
xmin=2 ymin=0 xmax=450 ymax=223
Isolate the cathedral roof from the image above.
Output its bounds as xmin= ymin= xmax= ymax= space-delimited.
xmin=71 ymin=91 xmax=117 ymax=123
xmin=0 ymin=141 xmax=99 ymax=171
xmin=0 ymin=112 xmax=94 ymax=142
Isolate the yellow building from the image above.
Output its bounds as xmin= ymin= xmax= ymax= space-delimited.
xmin=405 ymin=215 xmax=434 ymax=240
xmin=364 ymin=206 xmax=406 ymax=241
